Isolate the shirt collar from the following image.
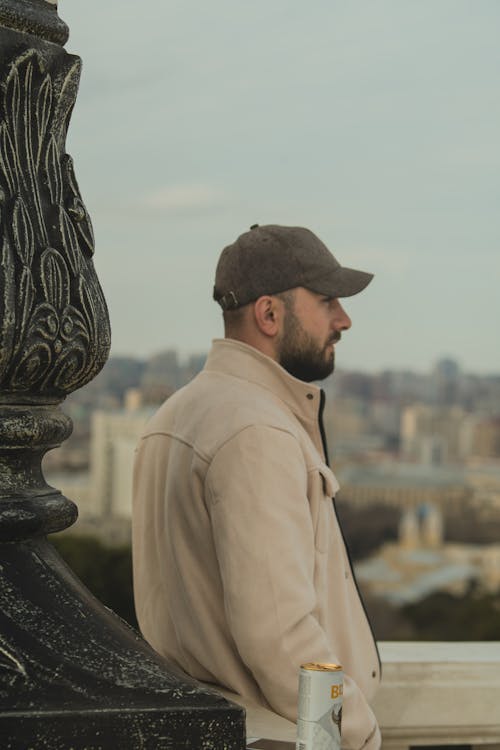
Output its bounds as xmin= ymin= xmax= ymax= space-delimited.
xmin=204 ymin=338 xmax=323 ymax=425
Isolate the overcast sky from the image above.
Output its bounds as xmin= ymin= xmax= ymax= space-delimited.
xmin=60 ymin=1 xmax=499 ymax=374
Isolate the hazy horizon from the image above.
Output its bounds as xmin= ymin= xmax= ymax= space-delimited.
xmin=100 ymin=345 xmax=500 ymax=379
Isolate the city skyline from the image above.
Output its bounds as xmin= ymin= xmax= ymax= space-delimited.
xmin=62 ymin=1 xmax=500 ymax=374
xmin=98 ymin=348 xmax=499 ymax=379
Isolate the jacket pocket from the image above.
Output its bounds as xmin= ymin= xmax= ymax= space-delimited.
xmin=309 ymin=464 xmax=339 ymax=553
xmin=318 ymin=464 xmax=340 ymax=498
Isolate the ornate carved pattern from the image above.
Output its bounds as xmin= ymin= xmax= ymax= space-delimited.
xmin=0 ymin=0 xmax=69 ymax=45
xmin=0 ymin=49 xmax=111 ymax=399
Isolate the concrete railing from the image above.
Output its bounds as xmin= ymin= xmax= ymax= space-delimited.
xmin=373 ymin=641 xmax=500 ymax=749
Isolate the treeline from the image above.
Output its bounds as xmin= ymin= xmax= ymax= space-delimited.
xmin=50 ymin=532 xmax=138 ymax=629
xmin=363 ymin=583 xmax=500 ymax=641
xmin=335 ymin=501 xmax=399 ymax=559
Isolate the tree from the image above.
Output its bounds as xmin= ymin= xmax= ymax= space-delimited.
xmin=49 ymin=533 xmax=138 ymax=629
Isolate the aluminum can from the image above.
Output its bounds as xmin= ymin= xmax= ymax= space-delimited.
xmin=296 ymin=662 xmax=343 ymax=750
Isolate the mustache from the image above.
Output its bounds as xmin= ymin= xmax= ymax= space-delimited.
xmin=328 ymin=332 xmax=342 ymax=345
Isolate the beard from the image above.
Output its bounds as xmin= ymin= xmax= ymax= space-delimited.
xmin=277 ymin=306 xmax=337 ymax=383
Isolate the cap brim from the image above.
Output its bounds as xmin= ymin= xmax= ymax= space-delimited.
xmin=310 ymin=266 xmax=374 ymax=298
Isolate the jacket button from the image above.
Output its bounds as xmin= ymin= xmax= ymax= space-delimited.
xmin=306 ymin=393 xmax=314 ymax=400
xmin=372 ymin=670 xmax=377 ymax=678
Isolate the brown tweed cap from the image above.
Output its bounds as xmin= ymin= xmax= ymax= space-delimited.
xmin=213 ymin=224 xmax=373 ymax=310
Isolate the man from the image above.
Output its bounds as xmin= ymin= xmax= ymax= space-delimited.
xmin=132 ymin=224 xmax=381 ymax=749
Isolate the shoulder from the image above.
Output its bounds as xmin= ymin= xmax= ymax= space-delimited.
xmin=141 ymin=370 xmax=302 ymax=458
xmin=205 ymin=422 xmax=309 ymax=503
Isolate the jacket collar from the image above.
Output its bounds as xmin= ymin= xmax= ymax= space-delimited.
xmin=205 ymin=338 xmax=323 ymax=429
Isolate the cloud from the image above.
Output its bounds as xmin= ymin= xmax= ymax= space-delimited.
xmin=141 ymin=184 xmax=228 ymax=214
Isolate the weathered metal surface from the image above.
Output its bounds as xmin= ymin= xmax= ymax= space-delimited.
xmin=0 ymin=405 xmax=76 ymax=540
xmin=0 ymin=539 xmax=245 ymax=748
xmin=0 ymin=23 xmax=109 ymax=543
xmin=0 ymin=0 xmax=68 ymax=45
xmin=0 ymin=3 xmax=246 ymax=747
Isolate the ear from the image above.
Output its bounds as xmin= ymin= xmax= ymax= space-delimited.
xmin=253 ymin=296 xmax=282 ymax=338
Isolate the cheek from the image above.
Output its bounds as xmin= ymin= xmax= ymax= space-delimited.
xmin=319 ymin=312 xmax=333 ymax=334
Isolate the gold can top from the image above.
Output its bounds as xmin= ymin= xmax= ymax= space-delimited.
xmin=301 ymin=662 xmax=342 ymax=672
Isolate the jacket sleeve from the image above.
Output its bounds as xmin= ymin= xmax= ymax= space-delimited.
xmin=205 ymin=424 xmax=380 ymax=750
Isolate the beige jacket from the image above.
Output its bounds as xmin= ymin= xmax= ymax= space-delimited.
xmin=132 ymin=339 xmax=381 ymax=750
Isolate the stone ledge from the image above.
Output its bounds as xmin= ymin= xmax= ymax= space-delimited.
xmin=373 ymin=642 xmax=500 ymax=749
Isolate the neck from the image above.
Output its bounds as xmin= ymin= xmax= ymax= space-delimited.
xmin=224 ymin=331 xmax=278 ymax=362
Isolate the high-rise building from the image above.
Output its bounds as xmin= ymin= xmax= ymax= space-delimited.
xmin=400 ymin=404 xmax=469 ymax=464
xmin=88 ymin=401 xmax=153 ymax=519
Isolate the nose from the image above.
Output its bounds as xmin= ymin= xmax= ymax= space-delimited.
xmin=332 ymin=300 xmax=351 ymax=331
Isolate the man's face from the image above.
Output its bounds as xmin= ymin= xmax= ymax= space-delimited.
xmin=277 ymin=288 xmax=352 ymax=382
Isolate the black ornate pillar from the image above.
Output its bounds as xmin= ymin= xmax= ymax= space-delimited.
xmin=0 ymin=2 xmax=245 ymax=747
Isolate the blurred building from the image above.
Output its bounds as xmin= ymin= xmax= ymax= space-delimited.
xmin=470 ymin=417 xmax=500 ymax=459
xmin=355 ymin=503 xmax=500 ymax=604
xmin=88 ymin=394 xmax=154 ymax=520
xmin=399 ymin=505 xmax=443 ymax=550
xmin=337 ymin=462 xmax=469 ymax=510
xmin=49 ymin=390 xmax=155 ymax=543
xmin=400 ymin=403 xmax=472 ymax=464
xmin=429 ymin=357 xmax=462 ymax=405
